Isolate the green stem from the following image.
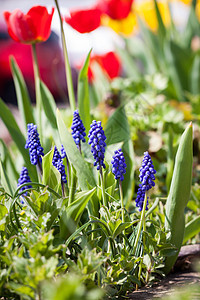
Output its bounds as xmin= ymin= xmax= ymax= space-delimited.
xmin=119 ymin=180 xmax=125 ymax=223
xmin=133 ymin=192 xmax=148 ymax=255
xmin=54 ymin=0 xmax=76 ymax=111
xmin=100 ymin=167 xmax=107 ymax=207
xmin=69 ymin=166 xmax=76 ymax=205
xmin=31 ymin=43 xmax=42 ymax=140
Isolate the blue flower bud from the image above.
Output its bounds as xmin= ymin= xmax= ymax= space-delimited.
xmin=111 ymin=149 xmax=126 ymax=181
xmin=88 ymin=120 xmax=106 ymax=170
xmin=25 ymin=123 xmax=44 ymax=165
xmin=71 ymin=110 xmax=86 ymax=147
xmin=17 ymin=167 xmax=32 ymax=196
xmin=135 ymin=151 xmax=156 ymax=211
xmin=52 ymin=146 xmax=67 ymax=184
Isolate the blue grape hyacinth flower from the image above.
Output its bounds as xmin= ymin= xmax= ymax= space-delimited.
xmin=60 ymin=144 xmax=67 ymax=159
xmin=111 ymin=149 xmax=127 ymax=181
xmin=135 ymin=151 xmax=156 ymax=211
xmin=71 ymin=110 xmax=86 ymax=148
xmin=52 ymin=146 xmax=67 ymax=184
xmin=25 ymin=123 xmax=44 ymax=165
xmin=88 ymin=120 xmax=107 ymax=170
xmin=17 ymin=167 xmax=32 ymax=196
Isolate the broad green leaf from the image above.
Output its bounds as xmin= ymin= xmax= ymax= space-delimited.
xmin=0 ymin=159 xmax=13 ymax=196
xmin=42 ymin=149 xmax=61 ymax=192
xmin=39 ymin=80 xmax=57 ymax=130
xmin=105 ymin=105 xmax=130 ymax=145
xmin=164 ymin=123 xmax=193 ymax=274
xmin=105 ymin=106 xmax=135 ymax=206
xmin=60 ymin=188 xmax=96 ymax=240
xmin=10 ymin=56 xmax=35 ymax=131
xmin=183 ymin=216 xmax=200 ymax=244
xmin=56 ymin=109 xmax=95 ymax=190
xmin=0 ymin=98 xmax=37 ymax=181
xmin=78 ymin=49 xmax=92 ymax=136
xmin=0 ymin=203 xmax=8 ymax=231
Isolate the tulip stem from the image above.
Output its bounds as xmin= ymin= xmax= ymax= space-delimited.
xmin=31 ymin=43 xmax=42 ymax=141
xmin=133 ymin=192 xmax=148 ymax=255
xmin=54 ymin=0 xmax=76 ymax=112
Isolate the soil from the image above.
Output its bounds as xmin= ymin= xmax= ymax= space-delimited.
xmin=126 ymin=244 xmax=200 ymax=299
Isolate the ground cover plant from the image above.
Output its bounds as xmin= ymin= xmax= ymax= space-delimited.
xmin=0 ymin=0 xmax=200 ymax=299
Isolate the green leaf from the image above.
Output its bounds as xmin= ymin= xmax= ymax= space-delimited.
xmin=39 ymin=80 xmax=58 ymax=130
xmin=164 ymin=123 xmax=193 ymax=274
xmin=10 ymin=56 xmax=35 ymax=131
xmin=183 ymin=216 xmax=200 ymax=244
xmin=56 ymin=109 xmax=95 ymax=190
xmin=0 ymin=159 xmax=13 ymax=196
xmin=60 ymin=188 xmax=96 ymax=240
xmin=104 ymin=106 xmax=135 ymax=205
xmin=0 ymin=98 xmax=37 ymax=181
xmin=153 ymin=0 xmax=166 ymax=39
xmin=78 ymin=49 xmax=92 ymax=136
xmin=190 ymin=53 xmax=200 ymax=95
xmin=0 ymin=203 xmax=8 ymax=231
xmin=42 ymin=149 xmax=61 ymax=192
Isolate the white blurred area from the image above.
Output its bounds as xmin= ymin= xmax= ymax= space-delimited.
xmin=0 ymin=0 xmax=191 ymax=66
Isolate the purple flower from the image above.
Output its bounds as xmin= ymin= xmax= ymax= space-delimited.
xmin=88 ymin=120 xmax=106 ymax=170
xmin=52 ymin=146 xmax=67 ymax=184
xmin=71 ymin=110 xmax=86 ymax=147
xmin=111 ymin=149 xmax=126 ymax=181
xmin=135 ymin=151 xmax=156 ymax=211
xmin=60 ymin=144 xmax=67 ymax=159
xmin=17 ymin=167 xmax=32 ymax=196
xmin=25 ymin=123 xmax=44 ymax=165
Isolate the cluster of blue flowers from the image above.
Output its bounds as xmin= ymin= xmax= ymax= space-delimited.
xmin=17 ymin=167 xmax=32 ymax=196
xmin=88 ymin=120 xmax=107 ymax=170
xmin=52 ymin=146 xmax=67 ymax=184
xmin=25 ymin=123 xmax=44 ymax=165
xmin=71 ymin=110 xmax=86 ymax=147
xmin=111 ymin=149 xmax=126 ymax=181
xmin=135 ymin=151 xmax=156 ymax=211
xmin=60 ymin=144 xmax=67 ymax=159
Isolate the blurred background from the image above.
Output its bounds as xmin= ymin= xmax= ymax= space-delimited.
xmin=0 ymin=0 xmax=198 ymax=104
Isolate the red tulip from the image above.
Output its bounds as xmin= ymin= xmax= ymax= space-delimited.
xmin=98 ymin=0 xmax=134 ymax=20
xmin=64 ymin=6 xmax=102 ymax=33
xmin=88 ymin=52 xmax=121 ymax=82
xmin=4 ymin=6 xmax=54 ymax=43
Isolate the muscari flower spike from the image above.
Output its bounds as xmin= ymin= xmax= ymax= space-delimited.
xmin=135 ymin=151 xmax=156 ymax=212
xmin=88 ymin=120 xmax=106 ymax=170
xmin=52 ymin=146 xmax=67 ymax=184
xmin=71 ymin=110 xmax=86 ymax=147
xmin=60 ymin=144 xmax=67 ymax=159
xmin=111 ymin=149 xmax=127 ymax=181
xmin=17 ymin=167 xmax=32 ymax=196
xmin=25 ymin=123 xmax=44 ymax=165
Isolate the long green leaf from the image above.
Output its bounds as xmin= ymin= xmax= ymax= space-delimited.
xmin=0 ymin=159 xmax=13 ymax=196
xmin=105 ymin=106 xmax=135 ymax=205
xmin=78 ymin=49 xmax=92 ymax=136
xmin=56 ymin=109 xmax=95 ymax=190
xmin=190 ymin=53 xmax=200 ymax=95
xmin=183 ymin=216 xmax=200 ymax=244
xmin=164 ymin=123 xmax=193 ymax=274
xmin=39 ymin=80 xmax=57 ymax=130
xmin=153 ymin=0 xmax=166 ymax=39
xmin=10 ymin=56 xmax=35 ymax=131
xmin=0 ymin=98 xmax=37 ymax=181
